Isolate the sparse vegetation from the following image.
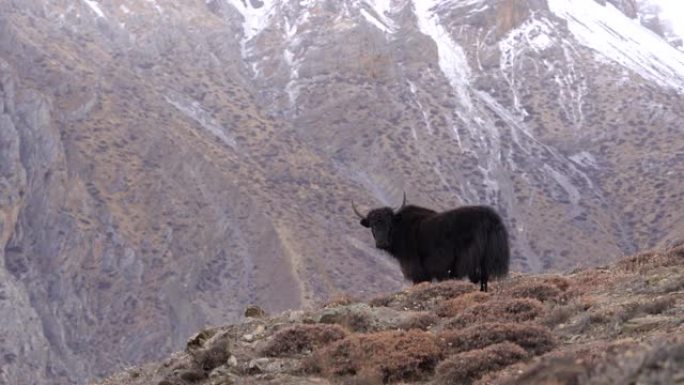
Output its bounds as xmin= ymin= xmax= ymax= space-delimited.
xmin=370 ymin=280 xmax=474 ymax=311
xmin=509 ymin=282 xmax=562 ymax=302
xmin=397 ymin=311 xmax=440 ymax=331
xmin=261 ymin=324 xmax=348 ymax=357
xmin=97 ymin=246 xmax=684 ymax=385
xmin=439 ymin=322 xmax=556 ymax=355
xmin=309 ymin=330 xmax=443 ymax=382
xmin=435 ymin=342 xmax=528 ymax=385
xmin=446 ymin=298 xmax=545 ymax=327
xmin=436 ymin=291 xmax=491 ymax=317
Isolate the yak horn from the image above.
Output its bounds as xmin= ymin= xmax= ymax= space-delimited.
xmin=395 ymin=192 xmax=407 ymax=211
xmin=351 ymin=200 xmax=366 ymax=219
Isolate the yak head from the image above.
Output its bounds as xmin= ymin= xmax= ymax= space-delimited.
xmin=352 ymin=193 xmax=406 ymax=251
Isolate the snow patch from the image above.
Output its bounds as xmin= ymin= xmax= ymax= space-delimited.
xmin=499 ymin=17 xmax=558 ymax=114
xmin=548 ymin=0 xmax=684 ymax=90
xmin=407 ymin=80 xmax=434 ymax=136
xmin=227 ymin=0 xmax=276 ymax=42
xmin=145 ymin=0 xmax=164 ymax=14
xmin=164 ymin=92 xmax=237 ymax=149
xmin=361 ymin=0 xmax=397 ymax=33
xmin=502 ymin=17 xmax=556 ymax=52
xmin=570 ymin=151 xmax=598 ymax=168
xmin=360 ymin=8 xmax=394 ymax=33
xmin=83 ymin=0 xmax=106 ymax=19
xmin=412 ymin=0 xmax=473 ymax=110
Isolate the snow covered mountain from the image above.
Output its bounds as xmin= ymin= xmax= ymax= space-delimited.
xmin=0 ymin=0 xmax=682 ymax=383
xmin=637 ymin=0 xmax=684 ymax=50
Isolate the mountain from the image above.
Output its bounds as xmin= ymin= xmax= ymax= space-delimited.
xmin=97 ymin=244 xmax=684 ymax=385
xmin=0 ymin=0 xmax=682 ymax=384
xmin=636 ymin=0 xmax=684 ymax=50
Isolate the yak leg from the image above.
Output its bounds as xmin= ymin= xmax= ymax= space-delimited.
xmin=480 ymin=254 xmax=489 ymax=292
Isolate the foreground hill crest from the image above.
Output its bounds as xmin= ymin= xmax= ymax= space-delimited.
xmin=2 ymin=0 xmax=684 ymax=383
xmin=98 ymin=245 xmax=684 ymax=385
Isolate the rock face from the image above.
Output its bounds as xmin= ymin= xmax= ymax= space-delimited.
xmin=0 ymin=0 xmax=682 ymax=384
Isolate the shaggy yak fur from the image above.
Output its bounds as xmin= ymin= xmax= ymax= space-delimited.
xmin=353 ymin=196 xmax=509 ymax=292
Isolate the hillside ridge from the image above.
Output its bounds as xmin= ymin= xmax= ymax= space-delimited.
xmin=97 ymin=244 xmax=684 ymax=385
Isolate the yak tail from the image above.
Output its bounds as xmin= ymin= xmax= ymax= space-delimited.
xmin=484 ymin=222 xmax=510 ymax=278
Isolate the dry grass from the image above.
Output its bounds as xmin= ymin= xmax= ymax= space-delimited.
xmin=323 ymin=294 xmax=361 ymax=308
xmin=436 ymin=292 xmax=491 ymax=318
xmin=319 ymin=309 xmax=374 ymax=333
xmin=509 ymin=282 xmax=562 ymax=302
xmin=370 ymin=280 xmax=475 ymax=311
xmin=542 ymin=276 xmax=572 ymax=292
xmin=435 ymin=342 xmax=528 ymax=385
xmin=497 ymin=337 xmax=684 ymax=385
xmin=439 ymin=322 xmax=556 ymax=356
xmin=615 ymin=296 xmax=677 ymax=322
xmin=617 ymin=245 xmax=684 ymax=272
xmin=541 ymin=296 xmax=595 ymax=327
xmin=447 ymin=298 xmax=545 ymax=327
xmin=586 ymin=337 xmax=684 ymax=384
xmin=96 ymin=246 xmax=684 ymax=385
xmin=310 ymin=330 xmax=443 ymax=382
xmin=397 ymin=312 xmax=439 ymax=331
xmin=261 ymin=324 xmax=348 ymax=357
xmin=193 ymin=342 xmax=231 ymax=371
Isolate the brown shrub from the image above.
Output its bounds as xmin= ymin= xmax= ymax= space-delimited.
xmin=435 ymin=342 xmax=528 ymax=385
xmin=615 ymin=296 xmax=676 ymax=322
xmin=194 ymin=343 xmax=231 ymax=371
xmin=587 ymin=338 xmax=684 ymax=384
xmin=447 ymin=298 xmax=544 ymax=327
xmin=617 ymin=246 xmax=684 ymax=272
xmin=439 ymin=322 xmax=556 ymax=355
xmin=542 ymin=276 xmax=572 ymax=292
xmin=368 ymin=295 xmax=393 ymax=308
xmin=319 ymin=308 xmax=373 ymax=333
xmin=370 ymin=281 xmax=475 ymax=311
xmin=498 ymin=339 xmax=645 ymax=385
xmin=509 ymin=282 xmax=561 ymax=303
xmin=312 ymin=330 xmax=444 ymax=382
xmin=541 ymin=297 xmax=595 ymax=327
xmin=635 ymin=295 xmax=676 ymax=315
xmin=397 ymin=312 xmax=440 ymax=331
xmin=407 ymin=280 xmax=476 ymax=301
xmin=436 ymin=292 xmax=491 ymax=318
xmin=500 ymin=355 xmax=587 ymax=385
xmin=569 ymin=270 xmax=616 ymax=295
xmin=323 ymin=294 xmax=360 ymax=308
xmin=261 ymin=324 xmax=348 ymax=357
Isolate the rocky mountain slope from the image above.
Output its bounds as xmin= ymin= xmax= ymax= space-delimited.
xmin=96 ymin=245 xmax=684 ymax=385
xmin=1 ymin=0 xmax=683 ymax=384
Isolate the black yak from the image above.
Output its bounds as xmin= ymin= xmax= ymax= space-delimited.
xmin=352 ymin=194 xmax=509 ymax=292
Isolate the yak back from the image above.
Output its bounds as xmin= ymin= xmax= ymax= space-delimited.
xmin=390 ymin=205 xmax=507 ymax=283
xmin=419 ymin=205 xmax=503 ymax=240
xmin=419 ymin=205 xmax=508 ymax=280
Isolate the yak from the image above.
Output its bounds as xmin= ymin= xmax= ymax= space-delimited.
xmin=352 ymin=194 xmax=509 ymax=292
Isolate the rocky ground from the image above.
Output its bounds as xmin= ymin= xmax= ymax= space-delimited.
xmin=96 ymin=244 xmax=684 ymax=385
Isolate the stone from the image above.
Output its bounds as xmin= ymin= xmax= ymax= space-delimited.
xmin=187 ymin=329 xmax=217 ymax=351
xmin=622 ymin=316 xmax=669 ymax=333
xmin=177 ymin=369 xmax=207 ymax=382
xmin=245 ymin=305 xmax=267 ymax=318
xmin=227 ymin=355 xmax=238 ymax=367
